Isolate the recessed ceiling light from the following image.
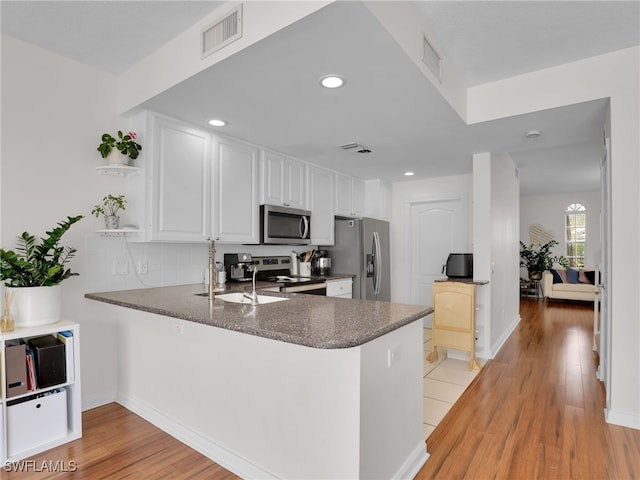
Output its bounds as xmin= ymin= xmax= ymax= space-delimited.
xmin=524 ymin=130 xmax=541 ymax=138
xmin=208 ymin=119 xmax=227 ymax=127
xmin=319 ymin=75 xmax=345 ymax=89
xmin=404 ymin=171 xmax=415 ymax=176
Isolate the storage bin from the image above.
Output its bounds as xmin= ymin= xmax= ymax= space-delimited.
xmin=28 ymin=335 xmax=66 ymax=388
xmin=5 ymin=342 xmax=28 ymax=397
xmin=7 ymin=389 xmax=67 ymax=457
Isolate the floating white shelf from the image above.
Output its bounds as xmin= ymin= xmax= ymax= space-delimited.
xmin=95 ymin=229 xmax=142 ymax=236
xmin=96 ymin=165 xmax=141 ymax=176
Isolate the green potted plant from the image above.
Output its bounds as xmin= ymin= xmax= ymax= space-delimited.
xmin=97 ymin=130 xmax=142 ymax=165
xmin=519 ymin=240 xmax=568 ymax=280
xmin=0 ymin=215 xmax=83 ymax=327
xmin=92 ymin=194 xmax=127 ymax=230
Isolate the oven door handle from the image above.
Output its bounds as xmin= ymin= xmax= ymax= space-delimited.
xmin=281 ymin=282 xmax=326 ymax=294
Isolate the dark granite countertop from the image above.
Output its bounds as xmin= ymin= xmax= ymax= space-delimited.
xmin=85 ymin=284 xmax=432 ymax=349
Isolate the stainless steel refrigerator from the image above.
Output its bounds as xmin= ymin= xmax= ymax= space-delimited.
xmin=323 ymin=217 xmax=390 ymax=301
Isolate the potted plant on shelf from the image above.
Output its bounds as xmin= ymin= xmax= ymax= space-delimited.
xmin=519 ymin=240 xmax=568 ymax=280
xmin=92 ymin=194 xmax=127 ymax=230
xmin=97 ymin=130 xmax=142 ymax=165
xmin=0 ymin=215 xmax=83 ymax=327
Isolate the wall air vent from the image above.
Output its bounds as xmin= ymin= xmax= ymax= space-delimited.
xmin=201 ymin=4 xmax=243 ymax=59
xmin=421 ymin=33 xmax=441 ymax=81
xmin=339 ymin=142 xmax=372 ymax=154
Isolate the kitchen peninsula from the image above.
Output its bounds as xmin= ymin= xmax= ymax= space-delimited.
xmin=86 ymin=284 xmax=433 ymax=479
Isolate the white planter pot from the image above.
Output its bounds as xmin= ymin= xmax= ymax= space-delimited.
xmin=105 ymin=215 xmax=120 ymax=230
xmin=107 ymin=149 xmax=130 ymax=166
xmin=6 ymin=285 xmax=62 ymax=327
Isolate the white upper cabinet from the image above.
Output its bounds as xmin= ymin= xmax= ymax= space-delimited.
xmin=307 ymin=164 xmax=335 ymax=245
xmin=260 ymin=150 xmax=306 ymax=210
xmin=212 ymin=136 xmax=259 ymax=244
xmin=147 ymin=114 xmax=211 ymax=242
xmin=364 ymin=179 xmax=391 ymax=221
xmin=352 ymin=178 xmax=365 ymax=216
xmin=335 ymin=173 xmax=365 ymax=217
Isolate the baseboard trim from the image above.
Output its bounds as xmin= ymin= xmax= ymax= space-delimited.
xmin=393 ymin=442 xmax=429 ymax=479
xmin=605 ymin=408 xmax=640 ymax=430
xmin=115 ymin=392 xmax=429 ymax=478
xmin=489 ymin=314 xmax=521 ymax=358
xmin=116 ymin=392 xmax=277 ymax=479
xmin=81 ymin=392 xmax=117 ymax=411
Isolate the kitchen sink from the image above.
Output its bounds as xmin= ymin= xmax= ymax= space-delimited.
xmin=196 ymin=292 xmax=289 ymax=304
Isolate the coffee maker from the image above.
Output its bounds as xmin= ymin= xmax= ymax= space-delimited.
xmin=224 ymin=253 xmax=254 ymax=282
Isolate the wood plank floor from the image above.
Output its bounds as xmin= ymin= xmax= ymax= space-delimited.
xmin=2 ymin=403 xmax=240 ymax=479
xmin=5 ymin=298 xmax=639 ymax=479
xmin=416 ymin=298 xmax=640 ymax=480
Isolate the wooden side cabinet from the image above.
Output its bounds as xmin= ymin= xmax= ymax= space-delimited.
xmin=0 ymin=320 xmax=81 ymax=463
xmin=427 ymin=281 xmax=480 ymax=370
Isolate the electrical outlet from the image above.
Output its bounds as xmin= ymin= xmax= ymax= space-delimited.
xmin=174 ymin=323 xmax=184 ymax=335
xmin=387 ymin=346 xmax=401 ymax=368
xmin=113 ymin=260 xmax=129 ymax=276
xmin=137 ymin=260 xmax=148 ymax=275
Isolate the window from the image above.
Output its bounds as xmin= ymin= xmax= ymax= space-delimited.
xmin=565 ymin=203 xmax=586 ymax=267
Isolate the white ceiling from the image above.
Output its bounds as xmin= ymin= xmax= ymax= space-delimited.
xmin=415 ymin=1 xmax=640 ymax=87
xmin=2 ymin=1 xmax=639 ymax=195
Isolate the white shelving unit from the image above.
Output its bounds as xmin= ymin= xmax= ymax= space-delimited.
xmin=0 ymin=321 xmax=81 ymax=463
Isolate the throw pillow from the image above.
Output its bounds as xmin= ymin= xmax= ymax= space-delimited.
xmin=558 ymin=268 xmax=568 ymax=283
xmin=585 ymin=270 xmax=598 ymax=285
xmin=566 ymin=268 xmax=579 ymax=283
xmin=578 ymin=269 xmax=591 ymax=284
xmin=550 ymin=268 xmax=564 ymax=284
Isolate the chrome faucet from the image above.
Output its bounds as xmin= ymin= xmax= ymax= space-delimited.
xmin=208 ymin=240 xmax=216 ymax=300
xmin=243 ymin=265 xmax=259 ymax=306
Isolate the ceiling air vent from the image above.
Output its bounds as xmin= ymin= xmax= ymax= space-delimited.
xmin=201 ymin=4 xmax=243 ymax=59
xmin=339 ymin=142 xmax=372 ymax=154
xmin=421 ymin=34 xmax=441 ymax=81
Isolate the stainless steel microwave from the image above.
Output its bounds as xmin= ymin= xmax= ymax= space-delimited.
xmin=260 ymin=205 xmax=311 ymax=245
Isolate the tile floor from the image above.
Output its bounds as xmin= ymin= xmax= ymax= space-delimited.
xmin=422 ymin=328 xmax=481 ymax=440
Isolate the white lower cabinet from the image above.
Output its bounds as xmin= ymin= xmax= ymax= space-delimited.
xmin=212 ymin=136 xmax=259 ymax=244
xmin=326 ymin=278 xmax=353 ymax=298
xmin=0 ymin=321 xmax=81 ymax=463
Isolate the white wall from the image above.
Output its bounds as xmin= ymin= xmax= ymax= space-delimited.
xmin=0 ymin=37 xmax=298 ymax=408
xmin=472 ymin=152 xmax=520 ymax=358
xmin=468 ymin=46 xmax=640 ymax=429
xmin=520 ymin=191 xmax=601 ymax=271
xmin=489 ymin=154 xmax=520 ymax=354
xmin=1 ymin=35 xmax=123 ymax=408
xmin=389 ymin=174 xmax=473 ymax=304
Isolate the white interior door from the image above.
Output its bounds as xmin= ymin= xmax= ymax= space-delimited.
xmin=410 ymin=197 xmax=467 ymax=327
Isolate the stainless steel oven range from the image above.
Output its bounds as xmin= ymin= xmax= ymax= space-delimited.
xmin=252 ymin=255 xmax=327 ymax=295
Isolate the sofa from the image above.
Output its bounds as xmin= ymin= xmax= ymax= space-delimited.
xmin=541 ymin=267 xmax=600 ymax=302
